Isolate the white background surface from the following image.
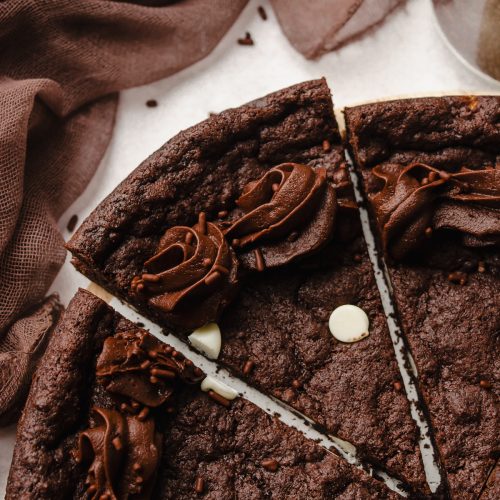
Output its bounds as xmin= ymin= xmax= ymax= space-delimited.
xmin=1 ymin=0 xmax=499 ymax=497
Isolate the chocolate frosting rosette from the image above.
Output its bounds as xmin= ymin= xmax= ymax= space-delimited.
xmin=371 ymin=162 xmax=500 ymax=259
xmin=76 ymin=407 xmax=162 ymax=500
xmin=131 ymin=213 xmax=239 ymax=330
xmin=76 ymin=329 xmax=205 ymax=500
xmin=224 ymin=163 xmax=337 ymax=271
xmin=96 ymin=329 xmax=205 ymax=408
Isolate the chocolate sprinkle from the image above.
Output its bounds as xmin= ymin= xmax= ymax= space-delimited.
xmin=195 ymin=477 xmax=205 ymax=494
xmin=258 ymin=5 xmax=267 ymax=20
xmin=393 ymin=381 xmax=403 ymax=392
xmin=448 ymin=271 xmax=468 ymax=285
xmin=254 ymin=248 xmax=265 ymax=272
xmin=66 ymin=214 xmax=78 ymax=232
xmin=261 ymin=458 xmax=279 ymax=472
xmin=197 ymin=212 xmax=207 ymax=235
xmin=146 ymin=99 xmax=158 ymax=108
xmin=243 ymin=360 xmax=254 ymax=375
xmin=207 ymin=390 xmax=231 ymax=407
xmin=237 ymin=32 xmax=254 ymax=46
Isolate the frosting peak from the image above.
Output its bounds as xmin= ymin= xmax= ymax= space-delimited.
xmin=224 ymin=163 xmax=336 ymax=270
xmin=76 ymin=407 xmax=162 ymax=500
xmin=131 ymin=213 xmax=239 ymax=330
xmin=96 ymin=329 xmax=205 ymax=408
xmin=372 ymin=163 xmax=500 ymax=259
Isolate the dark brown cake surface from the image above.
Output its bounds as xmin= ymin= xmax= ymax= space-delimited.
xmin=345 ymin=95 xmax=500 ymax=500
xmin=66 ymin=80 xmax=428 ymax=493
xmin=157 ymin=390 xmax=398 ymax=500
xmin=479 ymin=462 xmax=499 ymax=499
xmin=6 ymin=289 xmax=396 ymax=499
xmin=218 ymin=236 xmax=427 ymax=493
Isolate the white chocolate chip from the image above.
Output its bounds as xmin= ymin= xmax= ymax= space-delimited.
xmin=328 ymin=305 xmax=369 ymax=343
xmin=200 ymin=376 xmax=238 ymax=400
xmin=188 ymin=323 xmax=221 ymax=359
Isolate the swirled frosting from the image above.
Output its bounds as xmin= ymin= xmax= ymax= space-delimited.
xmin=131 ymin=212 xmax=239 ymax=330
xmin=371 ymin=163 xmax=500 ymax=259
xmin=97 ymin=329 xmax=205 ymax=408
xmin=224 ymin=163 xmax=336 ymax=270
xmin=76 ymin=407 xmax=162 ymax=500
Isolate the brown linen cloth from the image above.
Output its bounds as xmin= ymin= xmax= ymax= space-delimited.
xmin=271 ymin=0 xmax=405 ymax=59
xmin=0 ymin=0 xmax=403 ymax=424
xmin=0 ymin=0 xmax=248 ymax=424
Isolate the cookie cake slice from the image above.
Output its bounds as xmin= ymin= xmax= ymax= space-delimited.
xmin=345 ymin=95 xmax=500 ymax=499
xmin=6 ymin=289 xmax=397 ymax=499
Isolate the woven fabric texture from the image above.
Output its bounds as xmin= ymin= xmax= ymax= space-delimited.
xmin=0 ymin=0 xmax=248 ymax=424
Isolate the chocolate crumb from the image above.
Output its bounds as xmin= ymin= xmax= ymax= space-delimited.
xmin=136 ymin=322 xmax=145 ymax=328
xmin=66 ymin=214 xmax=78 ymax=232
xmin=195 ymin=477 xmax=205 ymax=494
xmin=479 ymin=379 xmax=491 ymax=389
xmin=478 ymin=261 xmax=486 ymax=273
xmin=146 ymin=99 xmax=158 ymax=108
xmin=243 ymin=360 xmax=255 ymax=375
xmin=237 ymin=32 xmax=254 ymax=46
xmin=292 ymin=379 xmax=302 ymax=389
xmin=322 ymin=139 xmax=331 ymax=152
xmin=258 ymin=6 xmax=267 ymax=20
xmin=424 ymin=227 xmax=433 ymax=238
xmin=218 ymin=210 xmax=228 ymax=218
xmin=261 ymin=458 xmax=279 ymax=472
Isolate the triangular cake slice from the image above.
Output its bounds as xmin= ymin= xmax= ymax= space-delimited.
xmin=6 ymin=289 xmax=397 ymax=499
xmin=67 ymin=79 xmax=429 ymax=493
xmin=345 ymin=95 xmax=500 ymax=499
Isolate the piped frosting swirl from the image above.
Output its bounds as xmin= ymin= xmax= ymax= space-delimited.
xmin=76 ymin=407 xmax=162 ymax=500
xmin=371 ymin=163 xmax=500 ymax=259
xmin=131 ymin=212 xmax=239 ymax=330
xmin=224 ymin=163 xmax=336 ymax=270
xmin=96 ymin=329 xmax=205 ymax=408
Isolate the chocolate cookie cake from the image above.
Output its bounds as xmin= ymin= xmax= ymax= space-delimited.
xmin=6 ymin=289 xmax=397 ymax=499
xmin=66 ymin=79 xmax=429 ymax=493
xmin=345 ymin=95 xmax=500 ymax=499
